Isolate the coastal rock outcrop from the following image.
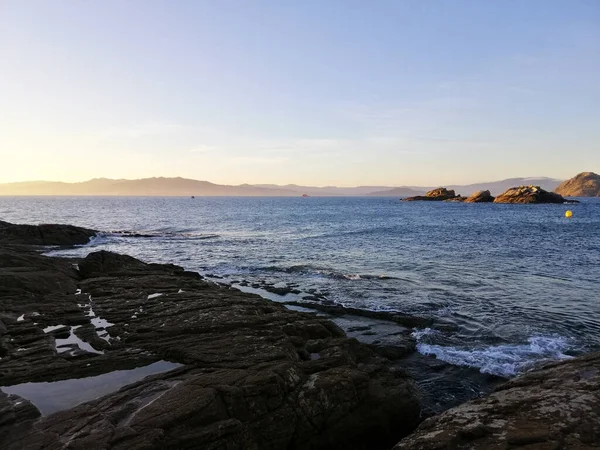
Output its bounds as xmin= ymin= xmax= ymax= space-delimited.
xmin=0 ymin=223 xmax=422 ymax=450
xmin=554 ymin=171 xmax=600 ymax=197
xmin=394 ymin=352 xmax=600 ymax=449
xmin=493 ymin=185 xmax=571 ymax=204
xmin=403 ymin=188 xmax=460 ymax=202
xmin=465 ymin=190 xmax=495 ymax=203
xmin=0 ymin=220 xmax=96 ymax=246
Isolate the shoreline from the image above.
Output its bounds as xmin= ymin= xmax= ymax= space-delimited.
xmin=0 ymin=224 xmax=422 ymax=449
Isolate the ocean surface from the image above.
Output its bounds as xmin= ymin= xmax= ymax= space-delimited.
xmin=2 ymin=196 xmax=599 ymax=378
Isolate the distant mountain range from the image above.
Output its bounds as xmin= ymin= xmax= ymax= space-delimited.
xmin=0 ymin=176 xmax=564 ymax=197
xmin=0 ymin=178 xmax=296 ymax=196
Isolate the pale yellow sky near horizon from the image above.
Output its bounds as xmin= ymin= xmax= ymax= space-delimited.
xmin=1 ymin=1 xmax=599 ymax=186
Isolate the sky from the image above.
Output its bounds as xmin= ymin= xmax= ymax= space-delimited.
xmin=1 ymin=0 xmax=599 ymax=186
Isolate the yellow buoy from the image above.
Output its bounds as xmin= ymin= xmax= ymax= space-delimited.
xmin=565 ymin=210 xmax=573 ymax=218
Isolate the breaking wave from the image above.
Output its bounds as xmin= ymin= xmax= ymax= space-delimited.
xmin=412 ymin=330 xmax=573 ymax=377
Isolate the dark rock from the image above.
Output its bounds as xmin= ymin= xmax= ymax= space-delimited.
xmin=403 ymin=188 xmax=460 ymax=202
xmin=494 ymin=185 xmax=574 ymax=204
xmin=465 ymin=190 xmax=495 ymax=203
xmin=1 ymin=245 xmax=422 ymax=449
xmin=394 ymin=352 xmax=600 ymax=449
xmin=283 ymin=300 xmax=448 ymax=330
xmin=554 ymin=171 xmax=600 ymax=197
xmin=0 ymin=392 xmax=41 ymax=443
xmin=0 ymin=220 xmax=96 ymax=246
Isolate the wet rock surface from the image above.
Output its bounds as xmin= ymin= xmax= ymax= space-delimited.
xmin=494 ymin=185 xmax=573 ymax=204
xmin=0 ymin=227 xmax=422 ymax=449
xmin=394 ymin=353 xmax=600 ymax=449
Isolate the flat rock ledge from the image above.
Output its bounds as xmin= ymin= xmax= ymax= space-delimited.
xmin=0 ymin=220 xmax=97 ymax=246
xmin=0 ymin=228 xmax=421 ymax=450
xmin=394 ymin=352 xmax=600 ymax=449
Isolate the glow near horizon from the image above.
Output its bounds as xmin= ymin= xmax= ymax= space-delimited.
xmin=0 ymin=1 xmax=599 ymax=187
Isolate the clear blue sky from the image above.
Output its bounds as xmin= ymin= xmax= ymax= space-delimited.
xmin=1 ymin=0 xmax=598 ymax=186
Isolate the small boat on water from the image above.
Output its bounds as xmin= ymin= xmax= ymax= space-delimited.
xmin=191 ymin=196 xmax=195 ymax=199
xmin=302 ymin=194 xmax=309 ymax=197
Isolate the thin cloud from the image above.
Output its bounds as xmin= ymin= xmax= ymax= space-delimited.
xmin=102 ymin=123 xmax=187 ymax=138
xmin=227 ymin=155 xmax=289 ymax=165
xmin=190 ymin=145 xmax=217 ymax=153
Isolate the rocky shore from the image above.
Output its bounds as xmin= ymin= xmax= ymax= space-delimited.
xmin=1 ymin=220 xmax=599 ymax=449
xmin=0 ymin=222 xmax=420 ymax=449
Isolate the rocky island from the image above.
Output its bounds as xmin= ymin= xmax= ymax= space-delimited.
xmin=402 ymin=188 xmax=461 ymax=202
xmin=403 ymin=185 xmax=575 ymax=204
xmin=1 ymin=220 xmax=599 ymax=449
xmin=554 ymin=171 xmax=600 ymax=197
xmin=493 ymin=185 xmax=571 ymax=204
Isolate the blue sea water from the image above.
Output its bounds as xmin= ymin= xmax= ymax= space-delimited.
xmin=1 ymin=196 xmax=599 ymax=377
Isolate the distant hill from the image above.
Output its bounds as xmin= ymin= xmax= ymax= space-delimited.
xmin=0 ymin=176 xmax=567 ymax=197
xmin=252 ymin=184 xmax=397 ymax=196
xmin=0 ymin=177 xmax=297 ymax=196
xmin=554 ymin=172 xmax=600 ymax=197
xmin=365 ymin=187 xmax=426 ymax=197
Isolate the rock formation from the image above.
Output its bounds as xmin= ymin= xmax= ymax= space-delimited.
xmin=0 ymin=220 xmax=96 ymax=246
xmin=0 ymin=221 xmax=422 ymax=450
xmin=465 ymin=190 xmax=495 ymax=203
xmin=394 ymin=352 xmax=600 ymax=449
xmin=554 ymin=171 xmax=600 ymax=197
xmin=493 ymin=185 xmax=571 ymax=204
xmin=403 ymin=188 xmax=460 ymax=202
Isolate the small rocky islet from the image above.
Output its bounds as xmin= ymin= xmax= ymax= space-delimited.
xmin=403 ymin=185 xmax=575 ymax=204
xmin=1 ymin=220 xmax=599 ymax=449
xmin=402 ymin=171 xmax=600 ymax=204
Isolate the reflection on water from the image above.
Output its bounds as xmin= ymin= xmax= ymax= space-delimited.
xmin=0 ymin=360 xmax=181 ymax=415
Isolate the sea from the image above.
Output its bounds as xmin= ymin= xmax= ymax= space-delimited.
xmin=2 ymin=196 xmax=599 ymax=381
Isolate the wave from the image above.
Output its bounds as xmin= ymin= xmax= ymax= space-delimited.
xmin=301 ymin=225 xmax=402 ymax=241
xmin=254 ymin=264 xmax=396 ymax=281
xmin=109 ymin=230 xmax=220 ymax=240
xmin=412 ymin=330 xmax=573 ymax=377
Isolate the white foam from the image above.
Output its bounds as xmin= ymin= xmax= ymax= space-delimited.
xmin=17 ymin=314 xmax=25 ymax=322
xmin=414 ymin=335 xmax=573 ymax=377
xmin=344 ymin=274 xmax=361 ymax=280
xmin=86 ymin=233 xmax=110 ymax=246
xmin=177 ymin=289 xmax=184 ymax=294
xmin=75 ymin=289 xmax=82 ymax=295
xmin=411 ymin=327 xmax=440 ymax=340
xmin=147 ymin=293 xmax=163 ymax=300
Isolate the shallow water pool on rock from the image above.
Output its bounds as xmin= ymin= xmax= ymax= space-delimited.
xmin=0 ymin=360 xmax=181 ymax=415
